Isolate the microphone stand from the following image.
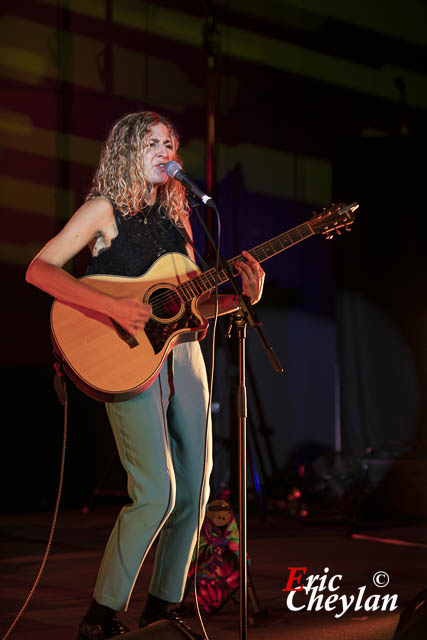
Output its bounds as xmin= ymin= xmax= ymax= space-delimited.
xmin=190 ymin=200 xmax=283 ymax=640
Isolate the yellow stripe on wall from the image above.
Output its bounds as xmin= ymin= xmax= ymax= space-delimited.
xmin=37 ymin=0 xmax=106 ymax=21
xmin=113 ymin=1 xmax=427 ymax=110
xmin=113 ymin=45 xmax=204 ymax=106
xmin=3 ymin=5 xmax=427 ymax=109
xmin=113 ymin=0 xmax=201 ymax=47
xmin=280 ymin=0 xmax=427 ymax=48
xmin=182 ymin=138 xmax=332 ymax=206
xmin=38 ymin=0 xmax=427 ymax=49
xmin=0 ymin=241 xmax=46 ymax=266
xmin=0 ymin=110 xmax=101 ymax=166
xmin=224 ymin=25 xmax=427 ymax=111
xmin=0 ymin=176 xmax=75 ymax=219
xmin=0 ymin=108 xmax=331 ymax=205
xmin=0 ymin=45 xmax=46 ymax=85
xmin=0 ymin=16 xmax=105 ymax=91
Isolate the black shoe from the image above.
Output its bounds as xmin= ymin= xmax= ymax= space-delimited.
xmin=77 ymin=617 xmax=129 ymax=639
xmin=139 ymin=610 xmax=206 ymax=639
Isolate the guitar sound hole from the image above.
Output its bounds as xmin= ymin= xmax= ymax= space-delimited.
xmin=148 ymin=287 xmax=182 ymax=320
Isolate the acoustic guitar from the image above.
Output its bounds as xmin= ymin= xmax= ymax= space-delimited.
xmin=51 ymin=202 xmax=358 ymax=402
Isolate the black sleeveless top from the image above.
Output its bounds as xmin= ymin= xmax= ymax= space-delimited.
xmin=86 ymin=204 xmax=188 ymax=277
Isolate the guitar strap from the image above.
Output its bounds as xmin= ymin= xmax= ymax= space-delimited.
xmin=168 ymin=221 xmax=209 ymax=400
xmin=172 ymin=220 xmax=210 ymax=272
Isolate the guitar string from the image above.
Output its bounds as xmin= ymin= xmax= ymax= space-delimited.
xmin=147 ymin=234 xmax=309 ymax=312
xmin=146 ymin=213 xmax=352 ymax=313
xmin=146 ymin=226 xmax=312 ymax=312
xmin=147 ymin=246 xmax=282 ymax=315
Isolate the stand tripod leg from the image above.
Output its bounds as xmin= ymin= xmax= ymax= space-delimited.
xmin=229 ymin=307 xmax=277 ymax=639
xmin=247 ymin=567 xmax=269 ymax=626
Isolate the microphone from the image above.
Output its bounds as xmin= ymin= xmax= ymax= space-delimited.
xmin=165 ymin=161 xmax=216 ymax=208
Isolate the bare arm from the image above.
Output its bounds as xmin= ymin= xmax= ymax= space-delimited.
xmin=26 ymin=198 xmax=152 ymax=334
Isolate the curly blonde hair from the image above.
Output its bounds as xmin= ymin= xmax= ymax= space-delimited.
xmin=86 ymin=111 xmax=189 ymax=224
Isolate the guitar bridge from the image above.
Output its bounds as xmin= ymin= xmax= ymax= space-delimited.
xmin=110 ymin=318 xmax=139 ymax=348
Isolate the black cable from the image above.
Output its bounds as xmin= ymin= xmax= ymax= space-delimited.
xmin=193 ymin=205 xmax=222 ymax=640
xmin=1 ymin=370 xmax=68 ymax=640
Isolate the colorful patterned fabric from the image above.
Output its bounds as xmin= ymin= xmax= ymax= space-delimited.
xmin=186 ymin=508 xmax=240 ymax=613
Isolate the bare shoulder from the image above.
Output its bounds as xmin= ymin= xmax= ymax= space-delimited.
xmin=72 ymin=196 xmax=114 ymax=230
xmin=33 ymin=197 xmax=115 ymax=267
xmin=53 ymin=196 xmax=115 ymax=249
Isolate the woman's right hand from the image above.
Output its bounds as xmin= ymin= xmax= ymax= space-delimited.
xmin=109 ymin=297 xmax=152 ymax=335
xmin=25 ymin=198 xmax=153 ymax=336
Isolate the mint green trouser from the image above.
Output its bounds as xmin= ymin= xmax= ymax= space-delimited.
xmin=93 ymin=342 xmax=212 ymax=612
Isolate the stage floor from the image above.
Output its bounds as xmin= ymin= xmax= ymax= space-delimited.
xmin=1 ymin=505 xmax=427 ymax=640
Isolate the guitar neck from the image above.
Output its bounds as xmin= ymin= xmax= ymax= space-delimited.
xmin=177 ymin=220 xmax=314 ymax=300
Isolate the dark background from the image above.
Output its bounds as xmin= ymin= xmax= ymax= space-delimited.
xmin=1 ymin=0 xmax=426 ymax=517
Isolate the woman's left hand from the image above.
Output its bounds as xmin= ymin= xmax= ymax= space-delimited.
xmin=235 ymin=250 xmax=265 ymax=304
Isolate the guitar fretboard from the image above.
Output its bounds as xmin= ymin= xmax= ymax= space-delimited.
xmin=177 ymin=221 xmax=313 ymax=301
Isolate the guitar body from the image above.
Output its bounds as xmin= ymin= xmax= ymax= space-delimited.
xmin=50 ymin=203 xmax=358 ymax=403
xmin=51 ymin=253 xmax=209 ymax=402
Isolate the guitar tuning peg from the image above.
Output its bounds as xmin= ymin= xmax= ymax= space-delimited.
xmin=325 ymin=233 xmax=334 ymax=240
xmin=345 ymin=226 xmax=352 ymax=231
xmin=336 ymin=229 xmax=341 ymax=235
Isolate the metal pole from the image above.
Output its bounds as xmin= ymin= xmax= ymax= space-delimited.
xmin=203 ymin=6 xmax=219 ymax=260
xmin=236 ymin=315 xmax=248 ymax=640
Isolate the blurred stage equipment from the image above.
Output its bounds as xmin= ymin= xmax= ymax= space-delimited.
xmin=391 ymin=588 xmax=427 ymax=640
xmin=357 ymin=444 xmax=427 ymax=520
xmin=300 ymin=443 xmax=427 ymax=522
xmin=301 ymin=452 xmax=366 ymax=522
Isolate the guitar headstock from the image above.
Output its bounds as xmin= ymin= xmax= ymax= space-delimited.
xmin=310 ymin=202 xmax=358 ymax=239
